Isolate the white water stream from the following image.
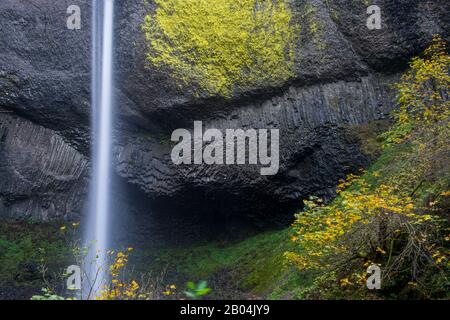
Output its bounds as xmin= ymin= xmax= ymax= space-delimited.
xmin=85 ymin=0 xmax=115 ymax=298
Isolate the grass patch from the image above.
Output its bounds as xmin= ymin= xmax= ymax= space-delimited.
xmin=136 ymin=228 xmax=314 ymax=299
xmin=0 ymin=220 xmax=70 ymax=289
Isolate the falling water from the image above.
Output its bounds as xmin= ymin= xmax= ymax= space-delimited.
xmin=85 ymin=0 xmax=115 ymax=298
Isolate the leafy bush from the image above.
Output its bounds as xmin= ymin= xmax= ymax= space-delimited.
xmin=0 ymin=222 xmax=70 ymax=287
xmin=286 ymin=175 xmax=449 ymax=298
xmin=286 ymin=36 xmax=450 ymax=299
xmin=382 ymin=35 xmax=450 ymax=148
xmin=95 ymin=248 xmax=145 ymax=300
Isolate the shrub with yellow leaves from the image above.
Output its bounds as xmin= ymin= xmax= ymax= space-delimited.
xmin=287 ymin=175 xmax=441 ymax=269
xmin=382 ymin=35 xmax=450 ymax=148
xmin=286 ymin=174 xmax=448 ymax=298
xmin=96 ymin=248 xmax=147 ymax=300
xmin=286 ymin=36 xmax=450 ymax=299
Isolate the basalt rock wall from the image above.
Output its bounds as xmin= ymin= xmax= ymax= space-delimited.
xmin=0 ymin=0 xmax=448 ymax=230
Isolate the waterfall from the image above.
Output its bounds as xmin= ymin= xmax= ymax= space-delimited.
xmin=85 ymin=0 xmax=115 ymax=298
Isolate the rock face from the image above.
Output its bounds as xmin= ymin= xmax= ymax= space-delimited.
xmin=0 ymin=0 xmax=449 ymax=233
xmin=0 ymin=114 xmax=88 ymax=221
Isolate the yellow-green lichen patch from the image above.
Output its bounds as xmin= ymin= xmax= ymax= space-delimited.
xmin=302 ymin=4 xmax=326 ymax=52
xmin=142 ymin=0 xmax=298 ymax=97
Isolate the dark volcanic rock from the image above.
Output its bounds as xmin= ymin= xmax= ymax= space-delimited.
xmin=0 ymin=0 xmax=449 ymax=233
xmin=0 ymin=0 xmax=92 ymax=152
xmin=115 ymin=75 xmax=396 ymax=218
xmin=0 ymin=113 xmax=88 ymax=221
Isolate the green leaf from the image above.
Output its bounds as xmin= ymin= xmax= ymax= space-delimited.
xmin=186 ymin=281 xmax=196 ymax=290
xmin=197 ymin=280 xmax=207 ymax=291
xmin=196 ymin=288 xmax=211 ymax=296
xmin=184 ymin=291 xmax=196 ymax=298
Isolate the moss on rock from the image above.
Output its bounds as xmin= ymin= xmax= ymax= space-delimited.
xmin=143 ymin=0 xmax=298 ymax=97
